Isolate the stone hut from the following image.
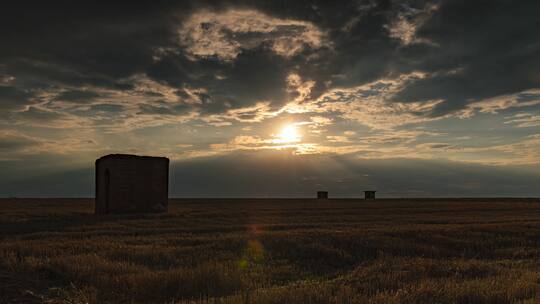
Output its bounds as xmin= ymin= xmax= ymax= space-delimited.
xmin=95 ymin=154 xmax=169 ymax=214
xmin=364 ymin=190 xmax=376 ymax=200
xmin=317 ymin=191 xmax=329 ymax=199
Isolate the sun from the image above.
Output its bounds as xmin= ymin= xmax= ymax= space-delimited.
xmin=276 ymin=124 xmax=301 ymax=143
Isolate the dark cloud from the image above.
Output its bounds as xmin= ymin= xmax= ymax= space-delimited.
xmin=54 ymin=90 xmax=102 ymax=103
xmin=198 ymin=49 xmax=292 ymax=113
xmin=138 ymin=104 xmax=179 ymax=116
xmin=15 ymin=106 xmax=65 ymax=122
xmin=0 ymin=134 xmax=38 ymax=151
xmin=1 ymin=2 xmax=190 ymax=98
xmin=0 ymin=166 xmax=94 ymax=198
xmin=2 ymin=150 xmax=539 ymax=197
xmin=147 ymin=49 xmax=297 ymax=113
xmin=393 ymin=0 xmax=540 ymax=114
xmin=0 ymin=85 xmax=36 ymax=111
xmin=2 ymin=0 xmax=539 ymax=118
xmin=90 ymin=104 xmax=125 ymax=113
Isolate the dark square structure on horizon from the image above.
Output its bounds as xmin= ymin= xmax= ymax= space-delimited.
xmin=95 ymin=154 xmax=169 ymax=214
xmin=317 ymin=191 xmax=328 ymax=199
xmin=364 ymin=191 xmax=376 ymax=200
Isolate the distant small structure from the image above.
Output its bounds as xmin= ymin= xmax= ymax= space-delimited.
xmin=364 ymin=191 xmax=376 ymax=200
xmin=95 ymin=154 xmax=169 ymax=214
xmin=317 ymin=191 xmax=328 ymax=199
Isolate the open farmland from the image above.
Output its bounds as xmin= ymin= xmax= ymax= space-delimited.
xmin=2 ymin=198 xmax=540 ymax=303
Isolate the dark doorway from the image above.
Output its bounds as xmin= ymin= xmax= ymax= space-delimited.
xmin=104 ymin=169 xmax=110 ymax=213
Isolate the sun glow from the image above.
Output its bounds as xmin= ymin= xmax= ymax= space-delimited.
xmin=275 ymin=124 xmax=302 ymax=143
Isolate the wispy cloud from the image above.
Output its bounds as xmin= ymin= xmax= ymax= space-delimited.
xmin=505 ymin=112 xmax=540 ymax=128
xmin=460 ymin=89 xmax=540 ymax=118
xmin=283 ymin=72 xmax=444 ymax=130
xmin=178 ymin=9 xmax=326 ymax=61
xmin=385 ymin=3 xmax=439 ymax=45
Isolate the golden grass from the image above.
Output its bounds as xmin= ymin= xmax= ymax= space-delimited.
xmin=1 ymin=198 xmax=540 ymax=303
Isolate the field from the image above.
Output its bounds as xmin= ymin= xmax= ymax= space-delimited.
xmin=2 ymin=198 xmax=540 ymax=303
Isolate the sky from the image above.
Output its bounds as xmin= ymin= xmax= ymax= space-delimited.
xmin=1 ymin=0 xmax=540 ymax=197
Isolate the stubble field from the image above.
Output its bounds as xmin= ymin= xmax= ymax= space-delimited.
xmin=1 ymin=198 xmax=540 ymax=303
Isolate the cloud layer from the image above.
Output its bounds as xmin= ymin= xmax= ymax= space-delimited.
xmin=1 ymin=0 xmax=540 ymax=196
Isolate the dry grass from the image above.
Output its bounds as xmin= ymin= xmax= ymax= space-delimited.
xmin=1 ymin=198 xmax=540 ymax=303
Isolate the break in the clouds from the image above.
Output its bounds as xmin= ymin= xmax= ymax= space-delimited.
xmin=1 ymin=0 xmax=540 ymax=197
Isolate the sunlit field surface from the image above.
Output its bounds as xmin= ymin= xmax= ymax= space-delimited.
xmin=2 ymin=198 xmax=540 ymax=303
